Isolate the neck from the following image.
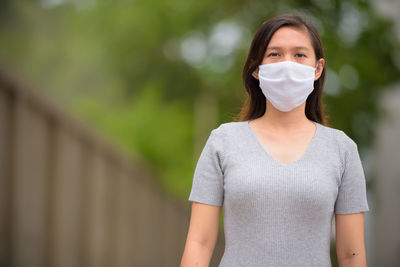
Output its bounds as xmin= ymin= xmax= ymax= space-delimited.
xmin=258 ymin=101 xmax=311 ymax=131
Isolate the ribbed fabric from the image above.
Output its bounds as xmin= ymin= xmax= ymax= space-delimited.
xmin=188 ymin=120 xmax=369 ymax=267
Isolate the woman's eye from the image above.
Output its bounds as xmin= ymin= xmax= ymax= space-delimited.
xmin=296 ymin=53 xmax=306 ymax=58
xmin=267 ymin=52 xmax=279 ymax=57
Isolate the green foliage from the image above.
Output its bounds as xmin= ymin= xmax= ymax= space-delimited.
xmin=72 ymin=82 xmax=194 ymax=198
xmin=0 ymin=0 xmax=399 ymax=200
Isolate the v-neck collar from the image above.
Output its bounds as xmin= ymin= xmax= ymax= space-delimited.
xmin=244 ymin=119 xmax=320 ymax=167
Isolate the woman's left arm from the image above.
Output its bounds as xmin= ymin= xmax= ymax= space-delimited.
xmin=335 ymin=212 xmax=367 ymax=267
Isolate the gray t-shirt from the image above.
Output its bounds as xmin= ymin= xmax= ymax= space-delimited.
xmin=188 ymin=120 xmax=369 ymax=267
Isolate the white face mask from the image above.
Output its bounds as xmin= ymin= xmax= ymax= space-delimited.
xmin=258 ymin=60 xmax=317 ymax=112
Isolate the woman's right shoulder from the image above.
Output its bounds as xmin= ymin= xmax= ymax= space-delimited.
xmin=207 ymin=121 xmax=249 ymax=148
xmin=210 ymin=120 xmax=248 ymax=137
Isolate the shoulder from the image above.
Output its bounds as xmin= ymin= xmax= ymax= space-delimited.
xmin=211 ymin=120 xmax=247 ymax=136
xmin=318 ymin=123 xmax=357 ymax=148
xmin=317 ymin=123 xmax=359 ymax=169
xmin=207 ymin=121 xmax=248 ymax=149
xmin=317 ymin=123 xmax=359 ymax=174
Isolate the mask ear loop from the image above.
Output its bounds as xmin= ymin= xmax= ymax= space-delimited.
xmin=314 ymin=59 xmax=322 ymax=76
xmin=314 ymin=59 xmax=323 ymax=80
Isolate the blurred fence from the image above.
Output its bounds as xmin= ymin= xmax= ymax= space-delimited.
xmin=0 ymin=67 xmax=225 ymax=267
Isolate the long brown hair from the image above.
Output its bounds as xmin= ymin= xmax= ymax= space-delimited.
xmin=234 ymin=13 xmax=329 ymax=125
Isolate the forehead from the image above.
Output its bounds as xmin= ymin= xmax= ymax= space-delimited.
xmin=267 ymin=26 xmax=313 ymax=49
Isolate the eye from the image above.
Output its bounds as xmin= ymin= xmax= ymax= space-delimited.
xmin=267 ymin=52 xmax=279 ymax=57
xmin=295 ymin=53 xmax=307 ymax=58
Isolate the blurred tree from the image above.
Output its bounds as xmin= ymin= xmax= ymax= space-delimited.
xmin=0 ymin=0 xmax=399 ymax=199
xmin=1 ymin=1 xmax=399 ymax=265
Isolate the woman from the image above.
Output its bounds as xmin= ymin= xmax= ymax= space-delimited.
xmin=180 ymin=13 xmax=369 ymax=267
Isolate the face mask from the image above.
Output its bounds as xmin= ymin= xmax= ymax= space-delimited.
xmin=258 ymin=60 xmax=317 ymax=112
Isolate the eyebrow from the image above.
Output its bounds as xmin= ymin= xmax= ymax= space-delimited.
xmin=266 ymin=46 xmax=311 ymax=51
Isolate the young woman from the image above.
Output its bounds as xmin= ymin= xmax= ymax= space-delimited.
xmin=180 ymin=13 xmax=369 ymax=267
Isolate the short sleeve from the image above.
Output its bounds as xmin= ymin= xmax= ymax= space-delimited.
xmin=334 ymin=137 xmax=369 ymax=214
xmin=188 ymin=129 xmax=224 ymax=207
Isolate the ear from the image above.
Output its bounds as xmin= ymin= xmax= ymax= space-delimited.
xmin=314 ymin=58 xmax=325 ymax=81
xmin=252 ymin=67 xmax=259 ymax=80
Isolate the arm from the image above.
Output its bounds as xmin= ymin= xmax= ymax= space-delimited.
xmin=180 ymin=201 xmax=222 ymax=267
xmin=335 ymin=212 xmax=367 ymax=267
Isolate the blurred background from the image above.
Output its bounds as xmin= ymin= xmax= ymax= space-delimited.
xmin=0 ymin=0 xmax=399 ymax=266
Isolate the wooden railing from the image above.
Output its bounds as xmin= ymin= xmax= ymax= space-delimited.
xmin=0 ymin=67 xmax=225 ymax=267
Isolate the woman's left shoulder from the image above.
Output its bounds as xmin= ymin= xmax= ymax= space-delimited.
xmin=318 ymin=123 xmax=358 ymax=150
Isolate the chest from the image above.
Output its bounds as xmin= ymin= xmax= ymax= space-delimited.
xmin=250 ymin=128 xmax=315 ymax=165
xmin=221 ymin=142 xmax=342 ymax=217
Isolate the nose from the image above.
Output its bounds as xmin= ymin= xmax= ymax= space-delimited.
xmin=283 ymin=54 xmax=294 ymax=62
